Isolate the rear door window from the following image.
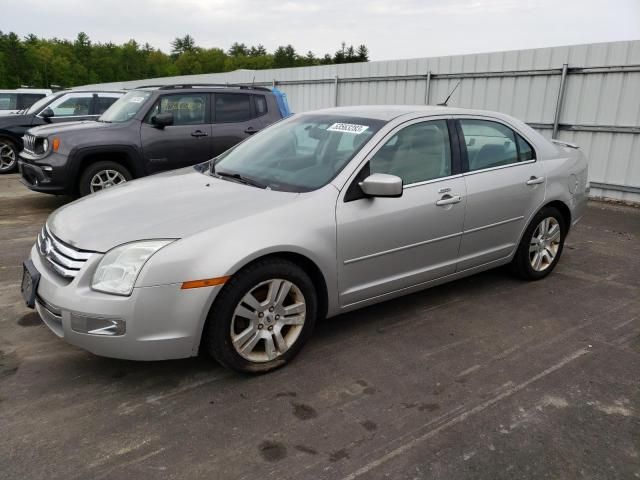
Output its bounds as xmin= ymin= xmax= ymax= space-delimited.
xmin=459 ymin=119 xmax=524 ymax=171
xmin=0 ymin=93 xmax=18 ymax=110
xmin=214 ymin=93 xmax=251 ymax=123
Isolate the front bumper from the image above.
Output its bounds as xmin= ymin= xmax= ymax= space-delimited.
xmin=19 ymin=151 xmax=73 ymax=194
xmin=29 ymin=244 xmax=220 ymax=361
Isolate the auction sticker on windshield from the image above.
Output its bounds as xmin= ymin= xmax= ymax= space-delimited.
xmin=327 ymin=123 xmax=369 ymax=134
xmin=129 ymin=97 xmax=145 ymax=103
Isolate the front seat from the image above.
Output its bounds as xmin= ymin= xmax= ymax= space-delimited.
xmin=389 ymin=125 xmax=448 ymax=184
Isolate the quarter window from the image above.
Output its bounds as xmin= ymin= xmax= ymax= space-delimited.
xmin=215 ymin=93 xmax=251 ymax=123
xmin=147 ymin=94 xmax=207 ymax=125
xmin=460 ymin=119 xmax=528 ymax=171
xmin=369 ymin=120 xmax=452 ymax=185
xmin=254 ymin=95 xmax=267 ymax=117
xmin=516 ymin=134 xmax=535 ymax=161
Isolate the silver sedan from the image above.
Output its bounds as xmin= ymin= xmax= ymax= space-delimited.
xmin=22 ymin=106 xmax=589 ymax=373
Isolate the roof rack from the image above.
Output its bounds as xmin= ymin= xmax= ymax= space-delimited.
xmin=132 ymin=83 xmax=271 ymax=92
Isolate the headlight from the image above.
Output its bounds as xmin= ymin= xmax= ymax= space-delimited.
xmin=42 ymin=138 xmax=49 ymax=152
xmin=91 ymin=240 xmax=174 ymax=296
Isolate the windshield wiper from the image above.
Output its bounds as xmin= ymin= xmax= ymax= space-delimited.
xmin=215 ymin=170 xmax=267 ymax=189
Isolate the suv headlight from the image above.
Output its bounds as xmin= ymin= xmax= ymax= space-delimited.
xmin=42 ymin=138 xmax=49 ymax=152
xmin=92 ymin=240 xmax=174 ymax=296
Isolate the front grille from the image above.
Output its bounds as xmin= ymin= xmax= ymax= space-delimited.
xmin=23 ymin=133 xmax=37 ymax=154
xmin=37 ymin=225 xmax=94 ymax=279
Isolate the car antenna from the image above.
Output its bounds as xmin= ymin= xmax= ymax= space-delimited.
xmin=438 ymin=80 xmax=461 ymax=106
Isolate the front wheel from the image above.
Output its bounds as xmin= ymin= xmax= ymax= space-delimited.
xmin=0 ymin=138 xmax=18 ymax=174
xmin=203 ymin=258 xmax=317 ymax=373
xmin=512 ymin=206 xmax=566 ymax=280
xmin=79 ymin=161 xmax=132 ymax=196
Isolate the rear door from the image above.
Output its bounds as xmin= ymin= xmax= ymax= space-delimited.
xmin=455 ymin=117 xmax=545 ymax=271
xmin=140 ymin=92 xmax=212 ymax=173
xmin=210 ymin=92 xmax=263 ymax=157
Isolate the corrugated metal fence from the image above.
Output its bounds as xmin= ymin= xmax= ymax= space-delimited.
xmin=82 ymin=40 xmax=640 ymax=203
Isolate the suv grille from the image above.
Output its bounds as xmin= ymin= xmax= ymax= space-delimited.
xmin=23 ymin=133 xmax=37 ymax=154
xmin=37 ymin=226 xmax=94 ymax=279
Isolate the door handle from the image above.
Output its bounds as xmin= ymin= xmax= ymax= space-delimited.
xmin=191 ymin=130 xmax=208 ymax=138
xmin=526 ymin=176 xmax=545 ymax=186
xmin=244 ymin=127 xmax=259 ymax=135
xmin=436 ymin=194 xmax=463 ymax=206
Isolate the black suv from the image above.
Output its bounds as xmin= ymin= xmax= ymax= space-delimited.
xmin=0 ymin=90 xmax=123 ymax=173
xmin=19 ymin=84 xmax=291 ymax=196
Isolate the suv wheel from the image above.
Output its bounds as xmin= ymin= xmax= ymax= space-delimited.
xmin=203 ymin=258 xmax=317 ymax=373
xmin=0 ymin=139 xmax=18 ymax=173
xmin=79 ymin=161 xmax=132 ymax=196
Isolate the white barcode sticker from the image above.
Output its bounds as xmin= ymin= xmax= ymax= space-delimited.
xmin=327 ymin=123 xmax=369 ymax=134
xmin=129 ymin=97 xmax=145 ymax=103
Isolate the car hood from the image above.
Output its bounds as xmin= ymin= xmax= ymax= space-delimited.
xmin=0 ymin=113 xmax=32 ymax=128
xmin=29 ymin=120 xmax=111 ymax=136
xmin=47 ymin=167 xmax=300 ymax=252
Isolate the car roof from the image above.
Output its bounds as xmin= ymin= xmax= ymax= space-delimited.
xmin=308 ymin=105 xmax=518 ymax=122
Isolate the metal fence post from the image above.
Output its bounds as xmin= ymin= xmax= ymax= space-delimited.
xmin=552 ymin=63 xmax=569 ymax=138
xmin=425 ymin=71 xmax=431 ymax=104
xmin=334 ymin=75 xmax=339 ymax=107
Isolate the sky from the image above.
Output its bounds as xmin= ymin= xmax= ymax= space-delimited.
xmin=1 ymin=0 xmax=639 ymax=60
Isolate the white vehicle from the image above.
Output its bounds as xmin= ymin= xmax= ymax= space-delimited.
xmin=0 ymin=89 xmax=52 ymax=116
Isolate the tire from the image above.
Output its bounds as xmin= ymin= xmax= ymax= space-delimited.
xmin=203 ymin=258 xmax=318 ymax=374
xmin=79 ymin=161 xmax=132 ymax=197
xmin=511 ymin=206 xmax=567 ymax=280
xmin=0 ymin=138 xmax=18 ymax=174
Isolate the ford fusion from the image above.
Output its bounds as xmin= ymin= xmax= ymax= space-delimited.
xmin=22 ymin=106 xmax=589 ymax=373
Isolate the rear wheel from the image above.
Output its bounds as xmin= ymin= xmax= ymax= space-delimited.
xmin=0 ymin=138 xmax=18 ymax=173
xmin=203 ymin=258 xmax=317 ymax=373
xmin=79 ymin=161 xmax=132 ymax=196
xmin=512 ymin=206 xmax=566 ymax=280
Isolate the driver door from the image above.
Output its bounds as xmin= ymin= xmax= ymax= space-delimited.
xmin=336 ymin=118 xmax=466 ymax=307
xmin=140 ymin=93 xmax=212 ymax=173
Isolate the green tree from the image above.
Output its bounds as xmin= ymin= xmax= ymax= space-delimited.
xmin=0 ymin=32 xmax=370 ymax=88
xmin=171 ymin=35 xmax=196 ymax=57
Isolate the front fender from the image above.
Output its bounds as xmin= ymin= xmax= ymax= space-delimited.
xmin=68 ymin=144 xmax=145 ymax=178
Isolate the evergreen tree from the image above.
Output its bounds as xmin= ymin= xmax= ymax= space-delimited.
xmin=0 ymin=31 xmax=370 ymax=88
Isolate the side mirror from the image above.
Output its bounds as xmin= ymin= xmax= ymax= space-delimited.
xmin=151 ymin=112 xmax=174 ymax=128
xmin=359 ymin=173 xmax=403 ymax=198
xmin=40 ymin=107 xmax=54 ymax=121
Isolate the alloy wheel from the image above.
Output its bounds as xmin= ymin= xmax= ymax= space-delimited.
xmin=529 ymin=217 xmax=561 ymax=272
xmin=0 ymin=141 xmax=16 ymax=172
xmin=90 ymin=169 xmax=127 ymax=192
xmin=230 ymin=279 xmax=307 ymax=363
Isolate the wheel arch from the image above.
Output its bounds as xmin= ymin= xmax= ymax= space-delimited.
xmin=196 ymin=250 xmax=330 ymax=357
xmin=70 ymin=145 xmax=143 ymax=185
xmin=227 ymin=251 xmax=329 ymax=321
xmin=512 ymin=198 xmax=572 ymax=261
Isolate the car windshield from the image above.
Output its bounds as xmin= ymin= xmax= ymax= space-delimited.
xmin=99 ymin=90 xmax=152 ymax=123
xmin=26 ymin=92 xmax=60 ymax=114
xmin=211 ymin=114 xmax=385 ymax=192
